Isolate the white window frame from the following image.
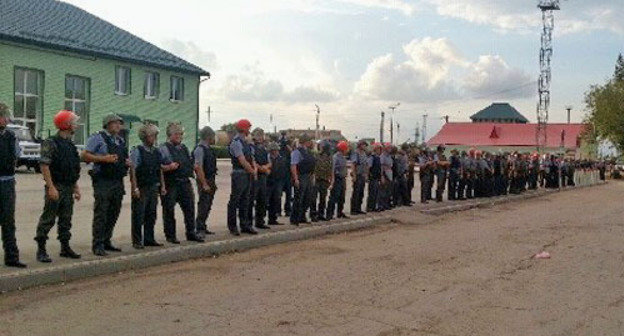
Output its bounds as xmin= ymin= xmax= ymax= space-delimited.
xmin=65 ymin=76 xmax=90 ymax=146
xmin=14 ymin=68 xmax=43 ymax=136
xmin=170 ymin=76 xmax=184 ymax=102
xmin=115 ymin=66 xmax=131 ymax=96
xmin=144 ymin=72 xmax=159 ymax=99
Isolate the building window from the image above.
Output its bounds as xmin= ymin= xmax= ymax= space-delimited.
xmin=65 ymin=75 xmax=90 ymax=146
xmin=144 ymin=72 xmax=160 ymax=99
xmin=170 ymin=76 xmax=184 ymax=102
xmin=115 ymin=66 xmax=131 ymax=95
xmin=14 ymin=68 xmax=44 ymax=137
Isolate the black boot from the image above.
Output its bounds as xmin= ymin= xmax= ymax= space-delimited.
xmin=60 ymin=241 xmax=81 ymax=259
xmin=36 ymin=239 xmax=52 ymax=263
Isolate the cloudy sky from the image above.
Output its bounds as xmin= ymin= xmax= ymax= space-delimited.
xmin=64 ymin=0 xmax=623 ymax=142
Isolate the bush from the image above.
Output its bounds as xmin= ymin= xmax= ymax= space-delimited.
xmin=212 ymin=146 xmax=230 ymax=159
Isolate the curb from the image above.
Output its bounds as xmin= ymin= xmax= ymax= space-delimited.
xmin=0 ymin=214 xmax=391 ymax=293
xmin=0 ymin=182 xmax=605 ymax=293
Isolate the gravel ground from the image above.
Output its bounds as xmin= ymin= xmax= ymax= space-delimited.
xmin=0 ymin=182 xmax=622 ymax=336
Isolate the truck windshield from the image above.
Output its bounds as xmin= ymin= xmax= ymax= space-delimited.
xmin=9 ymin=127 xmax=34 ymax=142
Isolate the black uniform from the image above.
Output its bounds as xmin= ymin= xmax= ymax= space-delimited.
xmin=0 ymin=129 xmax=21 ymax=264
xmin=91 ymin=131 xmax=128 ymax=252
xmin=448 ymin=154 xmax=461 ymax=200
xmin=227 ymin=135 xmax=254 ymax=233
xmin=249 ymin=143 xmax=269 ymax=227
xmin=367 ymin=154 xmax=382 ymax=212
xmin=267 ymin=152 xmax=287 ymax=224
xmin=35 ymin=134 xmax=81 ymax=244
xmin=131 ymin=145 xmax=162 ymax=245
xmin=194 ymin=143 xmax=218 ymax=235
xmin=161 ymin=142 xmax=196 ymax=241
xmin=290 ymin=147 xmax=316 ymax=224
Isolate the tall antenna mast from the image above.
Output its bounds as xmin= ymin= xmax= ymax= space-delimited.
xmin=536 ymin=0 xmax=561 ymax=153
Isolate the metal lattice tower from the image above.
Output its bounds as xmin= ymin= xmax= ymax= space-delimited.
xmin=536 ymin=0 xmax=560 ymax=152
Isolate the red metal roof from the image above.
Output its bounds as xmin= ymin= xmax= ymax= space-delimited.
xmin=427 ymin=122 xmax=587 ymax=148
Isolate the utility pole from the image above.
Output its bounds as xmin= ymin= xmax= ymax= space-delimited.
xmin=314 ymin=104 xmax=320 ymax=140
xmin=388 ymin=103 xmax=400 ymax=145
xmin=414 ymin=122 xmax=420 ymax=145
xmin=565 ymin=105 xmax=572 ymax=124
xmin=380 ymin=111 xmax=385 ymax=143
xmin=397 ymin=123 xmax=401 ymax=144
xmin=422 ymin=114 xmax=428 ymax=144
xmin=206 ymin=106 xmax=211 ymax=124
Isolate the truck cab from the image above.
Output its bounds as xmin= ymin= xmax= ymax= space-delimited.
xmin=7 ymin=124 xmax=40 ymax=172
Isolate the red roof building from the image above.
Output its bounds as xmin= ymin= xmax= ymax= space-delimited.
xmin=427 ymin=104 xmax=589 ymax=156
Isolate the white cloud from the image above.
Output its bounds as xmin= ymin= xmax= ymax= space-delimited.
xmin=339 ymin=0 xmax=417 ymax=16
xmin=354 ymin=37 xmax=532 ymax=103
xmin=424 ymin=0 xmax=624 ymax=35
xmin=160 ymin=39 xmax=218 ymax=71
xmin=219 ymin=64 xmax=339 ymax=103
xmin=463 ymin=55 xmax=534 ymax=99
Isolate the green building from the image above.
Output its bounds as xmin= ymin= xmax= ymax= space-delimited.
xmin=0 ymin=0 xmax=210 ymax=148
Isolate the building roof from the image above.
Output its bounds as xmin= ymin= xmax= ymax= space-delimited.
xmin=470 ymin=103 xmax=529 ymax=123
xmin=0 ymin=0 xmax=209 ymax=76
xmin=427 ymin=122 xmax=587 ymax=149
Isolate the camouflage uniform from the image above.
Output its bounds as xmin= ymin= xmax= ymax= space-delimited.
xmin=312 ymin=151 xmax=332 ymax=221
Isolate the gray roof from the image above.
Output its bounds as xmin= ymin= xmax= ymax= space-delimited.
xmin=0 ymin=0 xmax=209 ymax=76
xmin=470 ymin=103 xmax=529 ymax=123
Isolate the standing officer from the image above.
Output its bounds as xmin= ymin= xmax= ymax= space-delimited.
xmin=434 ymin=145 xmax=449 ymax=202
xmin=278 ymin=131 xmax=293 ymax=217
xmin=418 ymin=149 xmax=433 ymax=204
xmin=193 ymin=126 xmax=218 ymax=238
xmin=249 ymin=128 xmax=271 ymax=230
xmin=159 ymin=123 xmax=204 ymax=244
xmin=129 ymin=123 xmax=166 ymax=249
xmin=312 ymin=140 xmax=332 ymax=221
xmin=350 ymin=140 xmax=368 ymax=215
xmin=228 ymin=119 xmax=257 ymax=235
xmin=394 ymin=145 xmax=410 ymax=206
xmin=35 ymin=110 xmax=82 ymax=262
xmin=0 ymin=103 xmax=26 ymax=268
xmin=267 ymin=142 xmax=287 ymax=225
xmin=379 ymin=143 xmax=394 ymax=210
xmin=83 ymin=114 xmax=129 ymax=256
xmin=327 ymin=141 xmax=349 ymax=220
xmin=447 ymin=149 xmax=461 ymax=200
xmin=290 ymin=134 xmax=316 ymax=225
xmin=366 ymin=143 xmax=382 ymax=212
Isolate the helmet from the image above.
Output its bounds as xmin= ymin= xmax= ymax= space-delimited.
xmin=299 ymin=133 xmax=312 ymax=143
xmin=138 ymin=123 xmax=160 ymax=141
xmin=336 ymin=141 xmax=349 ymax=152
xmin=199 ymin=126 xmax=215 ymax=140
xmin=166 ymin=122 xmax=184 ymax=137
xmin=235 ymin=119 xmax=252 ymax=131
xmin=468 ymin=148 xmax=476 ymax=156
xmin=383 ymin=142 xmax=392 ymax=148
xmin=251 ymin=127 xmax=264 ymax=137
xmin=102 ymin=113 xmax=123 ymax=128
xmin=372 ymin=142 xmax=382 ymax=149
xmin=0 ymin=102 xmax=11 ymax=119
xmin=53 ymin=110 xmax=79 ymax=131
xmin=266 ymin=142 xmax=280 ymax=151
xmin=475 ymin=150 xmax=483 ymax=156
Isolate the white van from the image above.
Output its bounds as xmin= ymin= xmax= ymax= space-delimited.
xmin=7 ymin=124 xmax=40 ymax=172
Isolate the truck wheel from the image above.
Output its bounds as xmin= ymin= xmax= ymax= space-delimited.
xmin=34 ymin=164 xmax=41 ymax=173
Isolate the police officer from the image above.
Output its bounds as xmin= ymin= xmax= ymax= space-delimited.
xmin=327 ymin=141 xmax=350 ymax=220
xmin=350 ymin=140 xmax=368 ymax=215
xmin=0 ymin=103 xmax=26 ymax=268
xmin=290 ymin=134 xmax=316 ymax=225
xmin=457 ymin=151 xmax=468 ymax=200
xmin=83 ymin=114 xmax=129 ymax=256
xmin=366 ymin=143 xmax=382 ymax=212
xmin=434 ymin=145 xmax=449 ymax=202
xmin=159 ymin=123 xmax=203 ymax=244
xmin=465 ymin=149 xmax=476 ymax=199
xmin=379 ymin=143 xmax=394 ymax=210
xmin=129 ymin=123 xmax=165 ymax=249
xmin=193 ymin=126 xmax=218 ymax=238
xmin=447 ymin=149 xmax=461 ymax=200
xmin=267 ymin=142 xmax=287 ymax=225
xmin=394 ymin=145 xmax=411 ymax=206
xmin=35 ymin=110 xmax=82 ymax=262
xmin=228 ymin=119 xmax=257 ymax=235
xmin=312 ymin=140 xmax=332 ymax=221
xmin=418 ymin=149 xmax=433 ymax=204
xmin=278 ymin=131 xmax=293 ymax=217
xmin=249 ymin=128 xmax=271 ymax=230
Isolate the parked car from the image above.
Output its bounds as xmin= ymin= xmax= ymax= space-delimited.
xmin=7 ymin=124 xmax=40 ymax=172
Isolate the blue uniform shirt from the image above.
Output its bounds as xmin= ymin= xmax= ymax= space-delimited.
xmin=85 ymin=131 xmax=125 ymax=174
xmin=0 ymin=129 xmax=21 ymax=181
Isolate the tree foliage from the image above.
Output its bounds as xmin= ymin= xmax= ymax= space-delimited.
xmin=220 ymin=123 xmax=236 ymax=133
xmin=584 ymin=54 xmax=624 ymax=154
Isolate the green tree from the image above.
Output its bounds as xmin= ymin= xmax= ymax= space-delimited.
xmin=220 ymin=123 xmax=236 ymax=133
xmin=615 ymin=53 xmax=624 ymax=82
xmin=584 ymin=80 xmax=624 ymax=155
